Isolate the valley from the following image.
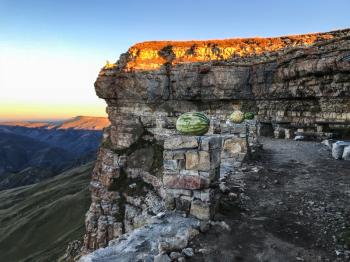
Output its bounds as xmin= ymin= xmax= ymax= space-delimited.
xmin=0 ymin=116 xmax=109 ymax=190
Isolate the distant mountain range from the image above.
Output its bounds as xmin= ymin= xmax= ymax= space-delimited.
xmin=1 ymin=115 xmax=109 ymax=130
xmin=0 ymin=116 xmax=109 ymax=190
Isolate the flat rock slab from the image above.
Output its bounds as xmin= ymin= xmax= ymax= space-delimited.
xmin=79 ymin=213 xmax=199 ymax=262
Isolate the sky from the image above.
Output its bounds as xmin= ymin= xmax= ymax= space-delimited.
xmin=0 ymin=0 xmax=349 ymax=121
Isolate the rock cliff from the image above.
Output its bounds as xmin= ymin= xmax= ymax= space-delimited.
xmin=81 ymin=29 xmax=350 ymax=255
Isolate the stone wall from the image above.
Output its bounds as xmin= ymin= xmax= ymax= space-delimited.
xmin=162 ymin=133 xmax=251 ymax=220
xmin=163 ymin=135 xmax=221 ymax=220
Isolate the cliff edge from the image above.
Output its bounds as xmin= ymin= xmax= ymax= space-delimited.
xmin=78 ymin=29 xmax=350 ymax=260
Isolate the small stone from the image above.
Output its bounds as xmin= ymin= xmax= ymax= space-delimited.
xmin=219 ymin=182 xmax=229 ymax=193
xmin=177 ymin=257 xmax=186 ymax=262
xmin=158 ymin=236 xmax=188 ymax=253
xmin=170 ymin=252 xmax=182 ymax=260
xmin=190 ymin=200 xmax=211 ymax=220
xmin=228 ymin=192 xmax=238 ymax=199
xmin=294 ymin=135 xmax=305 ymax=141
xmin=199 ymin=221 xmax=210 ymax=233
xmin=156 ymin=212 xmax=166 ymax=218
xmin=187 ymin=228 xmax=200 ymax=239
xmin=154 ymin=253 xmax=171 ymax=262
xmin=182 ymin=247 xmax=194 ymax=257
xmin=198 ymin=248 xmax=210 ymax=255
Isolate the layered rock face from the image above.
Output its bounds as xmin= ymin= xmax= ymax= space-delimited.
xmin=82 ymin=29 xmax=350 ymax=253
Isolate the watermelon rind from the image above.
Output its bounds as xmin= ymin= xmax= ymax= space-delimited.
xmin=176 ymin=112 xmax=210 ymax=136
xmin=244 ymin=112 xmax=255 ymax=120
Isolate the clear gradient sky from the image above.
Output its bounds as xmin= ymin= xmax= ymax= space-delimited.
xmin=1 ymin=0 xmax=349 ymax=120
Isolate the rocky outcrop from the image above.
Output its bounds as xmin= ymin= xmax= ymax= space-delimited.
xmin=80 ymin=213 xmax=200 ymax=262
xmin=81 ymin=29 xmax=350 ymax=255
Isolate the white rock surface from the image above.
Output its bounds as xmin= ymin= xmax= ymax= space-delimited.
xmin=342 ymin=145 xmax=350 ymax=160
xmin=332 ymin=141 xmax=350 ymax=160
xmin=79 ymin=213 xmax=199 ymax=262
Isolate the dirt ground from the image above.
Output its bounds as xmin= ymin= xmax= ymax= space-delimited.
xmin=189 ymin=138 xmax=350 ymax=262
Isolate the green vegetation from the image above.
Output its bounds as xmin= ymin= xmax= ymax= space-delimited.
xmin=0 ymin=163 xmax=93 ymax=262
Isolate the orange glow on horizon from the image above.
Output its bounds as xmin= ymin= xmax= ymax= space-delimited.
xmin=0 ymin=102 xmax=107 ymax=121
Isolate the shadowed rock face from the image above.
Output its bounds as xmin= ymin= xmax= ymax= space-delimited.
xmin=82 ymin=29 xmax=350 ymax=254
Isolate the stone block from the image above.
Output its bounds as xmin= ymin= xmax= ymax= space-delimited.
xmin=164 ymin=160 xmax=178 ymax=171
xmin=163 ymin=174 xmax=209 ymax=190
xmin=199 ymin=168 xmax=219 ymax=182
xmin=221 ymin=155 xmax=245 ymax=168
xmin=209 ymin=150 xmax=221 ymax=170
xmin=221 ymin=137 xmax=247 ymax=158
xmin=284 ymin=129 xmax=294 ymax=139
xmin=232 ymin=124 xmax=246 ymax=134
xmin=166 ymin=188 xmax=193 ymax=197
xmin=163 ymin=151 xmax=174 ymax=160
xmin=175 ymin=196 xmax=191 ymax=213
xmin=185 ymin=150 xmax=199 ymax=170
xmin=198 ymin=151 xmax=211 ymax=171
xmin=193 ymin=189 xmax=213 ymax=202
xmin=177 ymin=159 xmax=186 ymax=169
xmin=164 ymin=195 xmax=175 ymax=210
xmin=164 ymin=136 xmax=198 ymax=150
xmin=274 ymin=129 xmax=285 ymax=139
xmin=200 ymin=136 xmax=222 ymax=151
xmin=180 ymin=169 xmax=199 ymax=176
xmin=163 ymin=171 xmax=179 ymax=177
xmin=190 ymin=200 xmax=212 ymax=220
xmin=173 ymin=151 xmax=185 ymax=159
xmin=186 ymin=150 xmax=220 ymax=171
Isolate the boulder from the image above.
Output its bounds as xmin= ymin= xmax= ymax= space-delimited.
xmin=154 ymin=254 xmax=171 ymax=262
xmin=342 ymin=146 xmax=350 ymax=160
xmin=332 ymin=141 xmax=350 ymax=160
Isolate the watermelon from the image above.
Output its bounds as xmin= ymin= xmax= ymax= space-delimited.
xmin=244 ymin=112 xmax=255 ymax=120
xmin=176 ymin=112 xmax=210 ymax=135
xmin=230 ymin=110 xmax=244 ymax=123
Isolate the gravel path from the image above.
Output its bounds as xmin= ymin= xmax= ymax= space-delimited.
xmin=189 ymin=138 xmax=350 ymax=262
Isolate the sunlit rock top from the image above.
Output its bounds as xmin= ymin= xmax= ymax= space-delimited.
xmin=114 ymin=30 xmax=350 ymax=71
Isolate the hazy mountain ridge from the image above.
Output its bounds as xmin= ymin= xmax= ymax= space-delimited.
xmin=0 ymin=116 xmax=109 ymax=190
xmin=1 ymin=116 xmax=110 ymax=131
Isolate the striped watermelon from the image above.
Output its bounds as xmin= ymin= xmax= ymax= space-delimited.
xmin=176 ymin=112 xmax=210 ymax=135
xmin=244 ymin=112 xmax=255 ymax=120
xmin=230 ymin=110 xmax=244 ymax=123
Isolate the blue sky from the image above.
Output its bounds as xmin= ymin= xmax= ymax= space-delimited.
xmin=0 ymin=0 xmax=349 ymax=120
